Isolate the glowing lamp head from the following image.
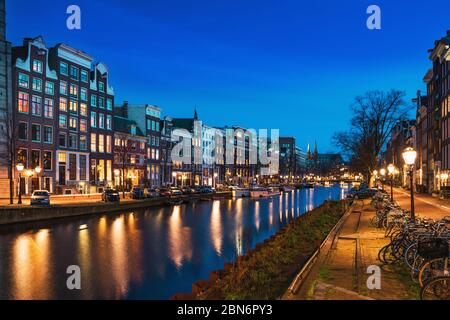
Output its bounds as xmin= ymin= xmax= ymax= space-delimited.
xmin=380 ymin=168 xmax=386 ymax=176
xmin=387 ymin=164 xmax=395 ymax=175
xmin=402 ymin=147 xmax=417 ymax=166
xmin=373 ymin=170 xmax=378 ymax=176
xmin=35 ymin=166 xmax=42 ymax=174
xmin=16 ymin=163 xmax=24 ymax=172
xmin=114 ymin=169 xmax=120 ymax=177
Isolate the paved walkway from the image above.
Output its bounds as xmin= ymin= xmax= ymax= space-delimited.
xmin=284 ymin=189 xmax=450 ymax=300
xmin=391 ymin=187 xmax=450 ymax=220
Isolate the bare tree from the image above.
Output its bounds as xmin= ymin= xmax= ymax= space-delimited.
xmin=333 ymin=90 xmax=412 ymax=182
xmin=0 ymin=104 xmax=16 ymax=204
xmin=114 ymin=132 xmax=134 ymax=198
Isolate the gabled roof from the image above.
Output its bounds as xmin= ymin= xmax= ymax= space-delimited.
xmin=113 ymin=116 xmax=145 ymax=136
xmin=172 ymin=118 xmax=195 ymax=131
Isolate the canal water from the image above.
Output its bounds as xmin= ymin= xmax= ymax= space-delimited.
xmin=0 ymin=186 xmax=347 ymax=300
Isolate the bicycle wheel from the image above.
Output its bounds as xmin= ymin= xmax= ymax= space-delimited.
xmin=418 ymin=258 xmax=447 ymax=287
xmin=404 ymin=243 xmax=417 ymax=270
xmin=420 ymin=276 xmax=450 ymax=300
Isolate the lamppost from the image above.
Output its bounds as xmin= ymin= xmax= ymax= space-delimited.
xmin=380 ymin=168 xmax=386 ymax=190
xmin=372 ymin=170 xmax=378 ymax=188
xmin=114 ymin=169 xmax=120 ymax=190
xmin=402 ymin=147 xmax=417 ymax=220
xmin=213 ymin=172 xmax=218 ymax=189
xmin=387 ymin=164 xmax=395 ymax=201
xmin=172 ymin=172 xmax=177 ymax=187
xmin=16 ymin=163 xmax=24 ymax=204
xmin=35 ymin=165 xmax=42 ymax=192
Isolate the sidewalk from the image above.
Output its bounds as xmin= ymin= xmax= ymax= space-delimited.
xmin=284 ymin=188 xmax=450 ymax=300
xmin=391 ymin=187 xmax=450 ymax=220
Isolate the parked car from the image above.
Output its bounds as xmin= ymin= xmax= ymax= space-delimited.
xmin=181 ymin=186 xmax=194 ymax=195
xmin=30 ymin=190 xmax=50 ymax=205
xmin=131 ymin=187 xmax=145 ymax=199
xmin=198 ymin=186 xmax=215 ymax=194
xmin=170 ymin=187 xmax=183 ymax=196
xmin=158 ymin=187 xmax=172 ymax=197
xmin=102 ymin=189 xmax=120 ymax=202
xmin=144 ymin=188 xmax=159 ymax=198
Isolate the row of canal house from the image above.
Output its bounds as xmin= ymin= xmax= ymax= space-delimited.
xmin=384 ymin=31 xmax=450 ymax=194
xmin=8 ymin=36 xmax=271 ymax=196
xmin=13 ymin=36 xmax=115 ymax=195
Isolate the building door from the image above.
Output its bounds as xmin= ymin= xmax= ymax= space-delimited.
xmin=44 ymin=177 xmax=51 ymax=192
xmin=59 ymin=165 xmax=66 ymax=186
xmin=31 ymin=178 xmax=40 ymax=192
xmin=19 ymin=177 xmax=26 ymax=195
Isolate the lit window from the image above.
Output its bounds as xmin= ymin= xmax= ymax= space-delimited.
xmin=59 ymin=97 xmax=67 ymax=112
xmin=44 ymin=98 xmax=54 ymax=118
xmin=90 ymin=133 xmax=97 ymax=152
xmin=69 ymin=117 xmax=78 ymax=131
xmin=32 ymin=60 xmax=43 ymax=73
xmin=69 ymin=100 xmax=78 ymax=114
xmin=18 ymin=92 xmax=29 ymax=113
xmin=98 ymin=134 xmax=105 ymax=153
xmin=31 ymin=96 xmax=42 ymax=116
xmin=80 ymin=119 xmax=87 ymax=132
xmin=69 ymin=84 xmax=78 ymax=97
xmin=80 ymin=103 xmax=87 ymax=117
xmin=106 ymin=135 xmax=112 ymax=153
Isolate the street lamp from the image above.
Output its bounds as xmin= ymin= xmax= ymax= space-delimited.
xmin=380 ymin=168 xmax=386 ymax=190
xmin=372 ymin=170 xmax=378 ymax=188
xmin=114 ymin=169 xmax=120 ymax=190
xmin=172 ymin=172 xmax=177 ymax=187
xmin=16 ymin=163 xmax=24 ymax=204
xmin=402 ymin=147 xmax=417 ymax=220
xmin=387 ymin=164 xmax=395 ymax=201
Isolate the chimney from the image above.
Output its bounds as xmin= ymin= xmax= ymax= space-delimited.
xmin=122 ymin=101 xmax=129 ymax=118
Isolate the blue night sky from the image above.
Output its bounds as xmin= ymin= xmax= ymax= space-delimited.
xmin=6 ymin=0 xmax=450 ymax=152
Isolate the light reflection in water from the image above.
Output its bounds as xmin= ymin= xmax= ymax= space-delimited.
xmin=12 ymin=229 xmax=52 ymax=300
xmin=111 ymin=215 xmax=129 ymax=298
xmin=168 ymin=206 xmax=192 ymax=269
xmin=0 ymin=186 xmax=347 ymax=300
xmin=210 ymin=201 xmax=223 ymax=255
xmin=254 ymin=201 xmax=260 ymax=231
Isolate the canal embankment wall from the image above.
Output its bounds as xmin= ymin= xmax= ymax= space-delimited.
xmin=0 ymin=192 xmax=232 ymax=226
